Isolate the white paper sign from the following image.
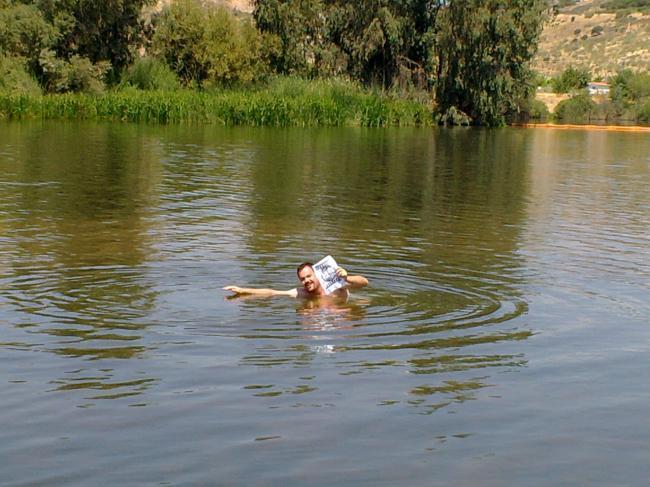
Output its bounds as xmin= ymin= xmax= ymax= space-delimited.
xmin=313 ymin=255 xmax=346 ymax=295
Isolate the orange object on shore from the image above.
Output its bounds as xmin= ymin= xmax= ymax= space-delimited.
xmin=516 ymin=123 xmax=650 ymax=132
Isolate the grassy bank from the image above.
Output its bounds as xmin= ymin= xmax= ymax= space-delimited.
xmin=0 ymin=79 xmax=433 ymax=127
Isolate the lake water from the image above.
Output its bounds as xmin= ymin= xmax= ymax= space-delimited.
xmin=1 ymin=121 xmax=649 ymax=485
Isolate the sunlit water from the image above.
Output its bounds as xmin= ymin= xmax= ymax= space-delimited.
xmin=1 ymin=122 xmax=649 ymax=485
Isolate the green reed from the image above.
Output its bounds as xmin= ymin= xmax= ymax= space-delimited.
xmin=0 ymin=78 xmax=433 ymax=127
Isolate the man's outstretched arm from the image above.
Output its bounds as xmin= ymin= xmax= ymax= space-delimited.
xmin=223 ymin=285 xmax=298 ymax=297
xmin=336 ymin=268 xmax=369 ymax=289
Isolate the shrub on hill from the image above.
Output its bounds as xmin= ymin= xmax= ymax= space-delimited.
xmin=600 ymin=0 xmax=650 ymax=14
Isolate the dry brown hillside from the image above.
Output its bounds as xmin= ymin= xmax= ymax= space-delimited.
xmin=533 ymin=0 xmax=650 ymax=78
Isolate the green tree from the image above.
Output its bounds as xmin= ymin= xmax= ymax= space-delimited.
xmin=119 ymin=56 xmax=179 ymax=91
xmin=609 ymin=68 xmax=650 ymax=121
xmin=325 ymin=0 xmax=442 ymax=87
xmin=0 ymin=55 xmax=42 ymax=95
xmin=253 ymin=0 xmax=329 ymax=76
xmin=152 ymin=0 xmax=268 ymax=87
xmin=0 ymin=2 xmax=58 ymax=70
xmin=35 ymin=0 xmax=155 ymax=81
xmin=38 ymin=48 xmax=109 ymax=93
xmin=550 ymin=66 xmax=590 ymax=93
xmin=433 ymin=0 xmax=547 ymax=126
xmin=554 ymin=92 xmax=597 ymax=123
xmin=610 ymin=68 xmax=650 ymax=102
xmin=253 ymin=0 xmax=443 ymax=86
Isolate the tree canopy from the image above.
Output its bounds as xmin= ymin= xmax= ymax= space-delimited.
xmin=36 ymin=0 xmax=155 ymax=80
xmin=434 ymin=0 xmax=547 ymax=125
xmin=254 ymin=0 xmax=547 ymax=125
xmin=253 ymin=0 xmax=444 ymax=86
xmin=1 ymin=0 xmax=549 ymax=125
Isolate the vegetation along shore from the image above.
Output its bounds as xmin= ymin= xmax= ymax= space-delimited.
xmin=1 ymin=0 xmax=649 ymax=126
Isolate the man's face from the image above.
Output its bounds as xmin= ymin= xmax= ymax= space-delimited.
xmin=298 ymin=266 xmax=321 ymax=293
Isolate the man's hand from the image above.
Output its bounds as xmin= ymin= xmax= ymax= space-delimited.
xmin=336 ymin=267 xmax=349 ymax=281
xmin=336 ymin=267 xmax=368 ymax=289
xmin=223 ymin=285 xmax=244 ymax=295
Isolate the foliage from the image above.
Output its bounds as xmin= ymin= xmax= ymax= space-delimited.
xmin=152 ymin=0 xmax=268 ymax=87
xmin=35 ymin=0 xmax=155 ymax=81
xmin=609 ymin=69 xmax=650 ymax=122
xmin=600 ymin=0 xmax=650 ymax=14
xmin=437 ymin=106 xmax=471 ymax=126
xmin=553 ymin=92 xmax=597 ymax=123
xmin=550 ymin=66 xmax=590 ymax=93
xmin=255 ymin=0 xmax=546 ymax=125
xmin=322 ymin=0 xmax=441 ymax=87
xmin=636 ymin=99 xmax=650 ymax=122
xmin=610 ymin=69 xmax=650 ymax=102
xmin=0 ymin=77 xmax=432 ymax=126
xmin=253 ymin=0 xmax=442 ymax=87
xmin=590 ymin=25 xmax=604 ymax=36
xmin=38 ymin=49 xmax=109 ymax=94
xmin=530 ymin=71 xmax=550 ymax=89
xmin=253 ymin=0 xmax=330 ymax=76
xmin=0 ymin=3 xmax=58 ymax=69
xmin=433 ymin=0 xmax=547 ymax=126
xmin=0 ymin=55 xmax=41 ymax=95
xmin=0 ymin=0 xmax=144 ymax=90
xmin=508 ymin=97 xmax=549 ymax=123
xmin=120 ymin=57 xmax=180 ymax=91
xmin=557 ymin=0 xmax=578 ymax=7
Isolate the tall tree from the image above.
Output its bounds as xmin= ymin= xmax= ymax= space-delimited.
xmin=36 ymin=0 xmax=155 ymax=80
xmin=152 ymin=0 xmax=267 ymax=86
xmin=253 ymin=0 xmax=444 ymax=86
xmin=433 ymin=0 xmax=547 ymax=125
xmin=253 ymin=0 xmax=329 ymax=76
xmin=333 ymin=0 xmax=445 ymax=87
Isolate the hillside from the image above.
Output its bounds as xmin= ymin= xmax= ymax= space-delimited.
xmin=533 ymin=0 xmax=650 ymax=77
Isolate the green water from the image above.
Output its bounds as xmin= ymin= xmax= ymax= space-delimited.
xmin=1 ymin=121 xmax=649 ymax=485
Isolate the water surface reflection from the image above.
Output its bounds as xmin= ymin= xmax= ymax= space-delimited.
xmin=1 ymin=122 xmax=648 ymax=485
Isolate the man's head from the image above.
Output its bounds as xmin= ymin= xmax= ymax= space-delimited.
xmin=297 ymin=262 xmax=321 ymax=294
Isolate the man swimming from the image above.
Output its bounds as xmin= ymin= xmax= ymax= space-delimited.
xmin=223 ymin=262 xmax=368 ymax=299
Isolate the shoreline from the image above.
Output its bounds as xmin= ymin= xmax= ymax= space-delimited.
xmin=515 ymin=123 xmax=650 ymax=132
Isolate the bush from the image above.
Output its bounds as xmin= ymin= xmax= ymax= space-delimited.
xmin=611 ymin=69 xmax=650 ymax=102
xmin=635 ymin=98 xmax=650 ymax=122
xmin=551 ymin=67 xmax=591 ymax=93
xmin=120 ymin=57 xmax=180 ymax=91
xmin=0 ymin=4 xmax=57 ymax=61
xmin=526 ymin=98 xmax=550 ymax=120
xmin=152 ymin=0 xmax=268 ymax=87
xmin=39 ymin=49 xmax=109 ymax=94
xmin=554 ymin=93 xmax=597 ymax=123
xmin=600 ymin=0 xmax=650 ymax=14
xmin=591 ymin=25 xmax=604 ymax=36
xmin=438 ymin=106 xmax=471 ymax=126
xmin=0 ymin=55 xmax=41 ymax=95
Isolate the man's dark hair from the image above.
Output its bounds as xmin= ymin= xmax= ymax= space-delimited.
xmin=297 ymin=262 xmax=313 ymax=275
